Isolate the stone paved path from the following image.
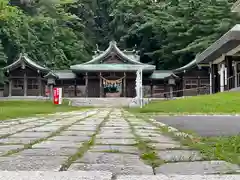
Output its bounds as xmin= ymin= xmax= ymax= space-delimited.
xmin=0 ymin=108 xmax=239 ymax=179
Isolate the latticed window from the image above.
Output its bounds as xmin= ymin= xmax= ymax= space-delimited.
xmin=200 ymin=79 xmax=209 ymax=87
xmin=27 ymin=79 xmax=38 ymax=89
xmin=184 ymin=79 xmax=198 ymax=89
xmin=13 ymin=79 xmax=23 ymax=89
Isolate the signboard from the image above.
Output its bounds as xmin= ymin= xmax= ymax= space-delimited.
xmin=53 ymin=87 xmax=63 ymax=105
xmin=168 ymin=78 xmax=175 ymax=85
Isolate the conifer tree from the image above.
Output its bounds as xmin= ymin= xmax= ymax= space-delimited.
xmin=0 ymin=40 xmax=7 ymax=84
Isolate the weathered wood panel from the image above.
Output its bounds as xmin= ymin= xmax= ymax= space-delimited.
xmin=88 ymin=79 xmax=100 ymax=97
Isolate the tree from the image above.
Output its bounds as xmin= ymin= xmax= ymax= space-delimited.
xmin=1 ymin=0 xmax=240 ymax=71
xmin=108 ymin=0 xmax=240 ymax=69
xmin=0 ymin=40 xmax=7 ymax=84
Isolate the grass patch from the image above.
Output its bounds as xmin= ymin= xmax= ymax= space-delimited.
xmin=153 ymin=121 xmax=240 ymax=165
xmin=136 ymin=140 xmax=164 ymax=168
xmin=0 ymin=100 xmax=91 ymax=120
xmin=191 ymin=135 xmax=240 ymax=165
xmin=129 ymin=92 xmax=240 ymax=114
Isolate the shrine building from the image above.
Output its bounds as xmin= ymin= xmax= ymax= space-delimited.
xmin=1 ymin=41 xmax=210 ymax=98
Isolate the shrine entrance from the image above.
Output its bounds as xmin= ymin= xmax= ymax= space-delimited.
xmin=100 ymin=73 xmax=126 ymax=97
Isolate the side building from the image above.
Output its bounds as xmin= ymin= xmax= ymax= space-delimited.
xmin=196 ymin=24 xmax=240 ymax=93
xmin=1 ymin=41 xmax=210 ymax=98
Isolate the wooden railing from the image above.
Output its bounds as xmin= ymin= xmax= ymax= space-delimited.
xmin=227 ymin=72 xmax=240 ymax=91
xmin=145 ymin=86 xmax=210 ymax=99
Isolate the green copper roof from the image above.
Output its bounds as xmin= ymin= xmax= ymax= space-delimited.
xmin=3 ymin=53 xmax=49 ymax=72
xmin=83 ymin=41 xmax=143 ymax=65
xmin=196 ymin=24 xmax=240 ymax=64
xmin=71 ymin=64 xmax=155 ymax=72
xmin=150 ymin=70 xmax=178 ymax=79
xmin=44 ymin=70 xmax=76 ymax=79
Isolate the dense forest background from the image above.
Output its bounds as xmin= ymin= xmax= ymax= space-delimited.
xmin=0 ymin=0 xmax=240 ymax=83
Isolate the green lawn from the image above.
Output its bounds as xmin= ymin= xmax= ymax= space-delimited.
xmin=132 ymin=92 xmax=240 ymax=114
xmin=0 ymin=100 xmax=90 ymax=120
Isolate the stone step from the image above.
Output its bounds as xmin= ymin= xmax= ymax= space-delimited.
xmin=69 ymin=98 xmax=138 ymax=107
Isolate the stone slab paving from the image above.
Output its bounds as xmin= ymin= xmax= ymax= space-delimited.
xmin=0 ymin=137 xmax=41 ymax=144
xmin=48 ymin=135 xmax=91 ymax=142
xmin=0 ymin=171 xmax=112 ymax=180
xmin=25 ymin=125 xmax=63 ymax=132
xmin=32 ymin=140 xmax=83 ymax=149
xmin=0 ymin=156 xmax=67 ymax=171
xmin=0 ymin=108 xmax=239 ymax=178
xmin=155 ymin=161 xmax=240 ymax=175
xmin=68 ymin=163 xmax=153 ymax=175
xmin=10 ymin=131 xmax=52 ymax=138
xmin=75 ymin=152 xmax=144 ymax=166
xmin=0 ymin=172 xmax=240 ymax=180
xmin=96 ymin=138 xmax=137 ymax=145
xmin=59 ymin=130 xmax=94 ymax=136
xmin=15 ymin=147 xmax=78 ymax=156
xmin=157 ymin=150 xmax=203 ymax=162
xmin=0 ymin=109 xmax=101 ymax=171
xmin=69 ymin=109 xmax=153 ymax=176
xmin=0 ymin=145 xmax=24 ymax=155
xmin=148 ymin=142 xmax=188 ymax=150
xmin=89 ymin=145 xmax=139 ymax=154
xmin=116 ymin=175 xmax=240 ymax=180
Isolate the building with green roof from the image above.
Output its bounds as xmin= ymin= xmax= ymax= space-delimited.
xmin=1 ymin=41 xmax=209 ymax=98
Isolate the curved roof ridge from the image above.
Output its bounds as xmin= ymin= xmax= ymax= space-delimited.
xmin=82 ymin=42 xmax=114 ymax=65
xmin=112 ymin=42 xmax=143 ymax=64
xmin=3 ymin=53 xmax=49 ymax=71
xmin=82 ymin=41 xmax=143 ymax=65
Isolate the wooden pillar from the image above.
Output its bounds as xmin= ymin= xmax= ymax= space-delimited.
xmin=234 ymin=62 xmax=238 ymax=88
xmin=74 ymin=79 xmax=77 ymax=97
xmin=99 ymin=72 xmax=102 ymax=97
xmin=226 ymin=56 xmax=233 ymax=78
xmin=85 ymin=72 xmax=88 ymax=97
xmin=24 ymin=70 xmax=27 ymax=96
xmin=211 ymin=64 xmax=218 ymax=93
xmin=123 ymin=72 xmax=126 ymax=97
xmin=8 ymin=79 xmax=12 ymax=97
xmin=150 ymin=80 xmax=153 ymax=97
xmin=38 ymin=73 xmax=42 ymax=96
xmin=169 ymin=85 xmax=173 ymax=99
xmin=197 ymin=76 xmax=200 ymax=95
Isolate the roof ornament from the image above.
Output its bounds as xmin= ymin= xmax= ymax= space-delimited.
xmin=133 ymin=44 xmax=140 ymax=55
xmin=93 ymin=44 xmax=100 ymax=55
xmin=96 ymin=44 xmax=100 ymax=52
xmin=133 ymin=44 xmax=137 ymax=52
